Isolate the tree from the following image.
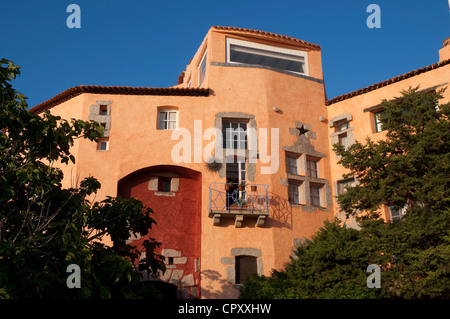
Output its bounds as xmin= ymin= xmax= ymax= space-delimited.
xmin=240 ymin=87 xmax=450 ymax=299
xmin=239 ymin=219 xmax=379 ymax=299
xmin=333 ymin=87 xmax=450 ymax=298
xmin=0 ymin=59 xmax=165 ymax=299
xmin=334 ymin=87 xmax=450 ymax=218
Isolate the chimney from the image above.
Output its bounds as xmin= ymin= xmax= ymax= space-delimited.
xmin=439 ymin=37 xmax=450 ymax=62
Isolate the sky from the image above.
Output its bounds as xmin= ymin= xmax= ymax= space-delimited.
xmin=1 ymin=0 xmax=449 ymax=109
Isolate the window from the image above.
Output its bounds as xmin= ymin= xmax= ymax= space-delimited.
xmin=374 ymin=111 xmax=385 ymax=132
xmin=222 ymin=121 xmax=248 ymax=150
xmin=158 ymin=110 xmax=178 ymax=130
xmin=226 ymin=158 xmax=246 ymax=187
xmin=306 ymin=158 xmax=319 ymax=178
xmin=337 ymin=121 xmax=349 ymax=131
xmin=199 ymin=50 xmax=207 ymax=85
xmin=389 ymin=206 xmax=406 ymax=222
xmin=98 ymin=141 xmax=108 ymax=151
xmin=338 ymin=133 xmax=349 ymax=148
xmin=338 ymin=178 xmax=356 ymax=195
xmin=99 ymin=105 xmax=108 ymax=116
xmin=97 ymin=138 xmax=109 ymax=151
xmin=310 ymin=185 xmax=322 ymax=206
xmin=286 ymin=155 xmax=299 ymax=175
xmin=227 ymin=38 xmax=309 ymax=75
xmin=235 ymin=256 xmax=257 ymax=284
xmin=288 ymin=182 xmax=301 ymax=204
xmin=158 ymin=178 xmax=172 ymax=192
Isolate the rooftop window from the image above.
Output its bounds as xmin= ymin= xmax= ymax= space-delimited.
xmin=227 ymin=38 xmax=309 ymax=76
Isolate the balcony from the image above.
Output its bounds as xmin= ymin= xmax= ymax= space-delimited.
xmin=208 ymin=182 xmax=270 ymax=227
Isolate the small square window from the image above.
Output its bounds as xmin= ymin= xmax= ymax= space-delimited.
xmin=97 ymin=139 xmax=109 ymax=151
xmin=336 ymin=121 xmax=349 ymax=131
xmin=99 ymin=105 xmax=108 ymax=116
xmin=158 ymin=178 xmax=172 ymax=192
xmin=158 ymin=110 xmax=178 ymax=130
xmin=389 ymin=205 xmax=406 ymax=222
xmin=338 ymin=178 xmax=356 ymax=195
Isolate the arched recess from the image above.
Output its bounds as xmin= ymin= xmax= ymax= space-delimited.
xmin=117 ymin=165 xmax=202 ymax=298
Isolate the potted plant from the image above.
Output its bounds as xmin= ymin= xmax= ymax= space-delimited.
xmin=238 ymin=181 xmax=246 ymax=191
xmin=237 ymin=198 xmax=247 ymax=207
xmin=250 ymin=184 xmax=257 ymax=192
xmin=225 ymin=181 xmax=233 ymax=191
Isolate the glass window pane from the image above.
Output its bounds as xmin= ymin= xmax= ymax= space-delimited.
xmin=287 ymin=156 xmax=298 ymax=175
xmin=230 ymin=44 xmax=305 ymax=74
xmin=375 ymin=112 xmax=385 ymax=132
xmin=288 ymin=183 xmax=300 ymax=204
xmin=389 ymin=206 xmax=401 ymax=222
xmin=199 ymin=51 xmax=207 ymax=84
xmin=307 ymin=159 xmax=318 ymax=178
xmin=339 ymin=134 xmax=348 ymax=147
xmin=163 ymin=179 xmax=171 ymax=192
xmin=310 ymin=186 xmax=321 ymax=206
xmin=222 ymin=121 xmax=248 ymax=149
xmin=338 ymin=121 xmax=349 ymax=131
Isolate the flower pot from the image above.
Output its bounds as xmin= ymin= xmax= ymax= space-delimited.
xmin=251 ymin=185 xmax=257 ymax=192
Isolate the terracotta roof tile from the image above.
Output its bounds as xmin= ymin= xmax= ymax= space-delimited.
xmin=326 ymin=59 xmax=450 ymax=105
xmin=29 ymin=85 xmax=210 ymax=114
xmin=212 ymin=26 xmax=321 ymax=51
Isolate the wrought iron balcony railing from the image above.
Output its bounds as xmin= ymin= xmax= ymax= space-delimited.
xmin=209 ymin=182 xmax=270 ymax=215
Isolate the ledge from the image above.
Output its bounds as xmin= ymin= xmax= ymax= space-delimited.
xmin=209 ymin=209 xmax=269 ymax=228
xmin=154 ymin=192 xmax=176 ymax=197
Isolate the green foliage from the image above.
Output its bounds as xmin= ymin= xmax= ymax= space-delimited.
xmin=240 ymin=219 xmax=379 ymax=299
xmin=240 ymin=88 xmax=450 ymax=299
xmin=0 ymin=59 xmax=165 ymax=299
xmin=334 ymin=87 xmax=450 ymax=218
xmin=241 ymin=212 xmax=450 ymax=299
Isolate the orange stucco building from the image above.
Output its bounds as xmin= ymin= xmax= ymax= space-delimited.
xmin=30 ymin=27 xmax=450 ymax=299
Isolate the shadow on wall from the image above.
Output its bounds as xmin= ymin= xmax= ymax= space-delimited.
xmin=268 ymin=192 xmax=293 ymax=229
xmin=200 ymin=269 xmax=240 ymax=299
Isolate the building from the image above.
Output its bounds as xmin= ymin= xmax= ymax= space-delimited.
xmin=29 ymin=27 xmax=450 ymax=299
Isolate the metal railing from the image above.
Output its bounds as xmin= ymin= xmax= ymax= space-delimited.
xmin=209 ymin=182 xmax=270 ymax=214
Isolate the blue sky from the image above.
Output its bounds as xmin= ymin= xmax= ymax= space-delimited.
xmin=1 ymin=0 xmax=449 ymax=108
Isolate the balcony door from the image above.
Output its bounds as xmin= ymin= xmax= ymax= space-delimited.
xmin=226 ymin=157 xmax=246 ymax=205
